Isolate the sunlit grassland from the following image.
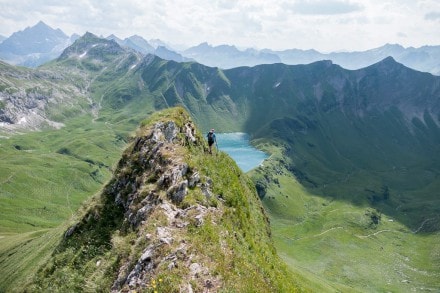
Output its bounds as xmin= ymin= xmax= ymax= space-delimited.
xmin=0 ymin=114 xmax=131 ymax=291
xmin=0 ymin=226 xmax=67 ymax=292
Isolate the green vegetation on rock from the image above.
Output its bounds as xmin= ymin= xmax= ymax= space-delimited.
xmin=23 ymin=107 xmax=300 ymax=292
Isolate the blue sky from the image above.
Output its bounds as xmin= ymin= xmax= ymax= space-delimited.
xmin=0 ymin=0 xmax=439 ymax=52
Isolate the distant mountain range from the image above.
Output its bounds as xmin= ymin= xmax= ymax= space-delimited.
xmin=183 ymin=42 xmax=440 ymax=75
xmin=106 ymin=34 xmax=192 ymax=63
xmin=183 ymin=42 xmax=281 ymax=68
xmin=0 ymin=21 xmax=439 ymax=76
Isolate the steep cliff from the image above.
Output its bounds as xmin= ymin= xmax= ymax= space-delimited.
xmin=28 ymin=107 xmax=299 ymax=292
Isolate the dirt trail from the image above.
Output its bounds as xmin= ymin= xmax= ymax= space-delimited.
xmin=356 ymin=229 xmax=394 ymax=239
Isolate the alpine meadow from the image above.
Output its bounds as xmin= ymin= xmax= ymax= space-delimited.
xmin=0 ymin=33 xmax=439 ymax=292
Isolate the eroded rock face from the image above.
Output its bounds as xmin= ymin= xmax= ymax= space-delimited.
xmin=100 ymin=119 xmax=222 ymax=292
xmin=0 ymin=67 xmax=87 ymax=132
xmin=109 ymin=121 xmax=196 ymax=217
xmin=0 ymin=89 xmax=65 ymax=131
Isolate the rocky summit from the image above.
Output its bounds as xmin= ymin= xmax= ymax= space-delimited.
xmin=28 ymin=107 xmax=299 ymax=292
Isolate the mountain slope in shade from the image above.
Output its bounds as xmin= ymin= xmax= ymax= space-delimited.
xmin=130 ymin=55 xmax=440 ymax=230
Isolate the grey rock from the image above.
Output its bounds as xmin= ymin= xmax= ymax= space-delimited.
xmin=188 ymin=172 xmax=200 ymax=188
xmin=167 ymin=180 xmax=188 ymax=203
xmin=189 ymin=263 xmax=202 ymax=277
xmin=141 ymin=247 xmax=154 ymax=262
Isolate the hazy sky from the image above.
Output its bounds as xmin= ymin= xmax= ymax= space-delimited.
xmin=0 ymin=0 xmax=439 ymax=52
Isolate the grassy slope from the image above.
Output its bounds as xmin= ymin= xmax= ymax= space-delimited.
xmin=250 ymin=146 xmax=440 ymax=292
xmin=0 ymin=82 xmax=157 ymax=292
xmin=0 ymin=116 xmax=130 ymax=291
xmin=0 ymin=41 xmax=161 ymax=291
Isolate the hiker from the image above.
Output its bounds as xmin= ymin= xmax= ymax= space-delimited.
xmin=206 ymin=128 xmax=216 ymax=154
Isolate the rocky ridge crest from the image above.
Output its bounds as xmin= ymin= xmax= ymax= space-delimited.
xmin=29 ymin=108 xmax=299 ymax=292
xmin=106 ymin=117 xmax=221 ymax=291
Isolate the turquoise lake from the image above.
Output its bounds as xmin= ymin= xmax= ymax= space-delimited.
xmin=215 ymin=133 xmax=268 ymax=172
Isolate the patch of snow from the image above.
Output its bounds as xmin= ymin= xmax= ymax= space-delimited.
xmin=274 ymin=82 xmax=281 ymax=88
xmin=130 ymin=64 xmax=137 ymax=70
xmin=79 ymin=51 xmax=87 ymax=58
xmin=92 ymin=44 xmax=98 ymax=48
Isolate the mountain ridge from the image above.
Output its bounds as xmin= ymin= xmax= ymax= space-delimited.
xmin=183 ymin=42 xmax=440 ymax=75
xmin=27 ymin=107 xmax=301 ymax=292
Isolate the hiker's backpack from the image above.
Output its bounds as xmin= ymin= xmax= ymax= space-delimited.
xmin=208 ymin=132 xmax=214 ymax=143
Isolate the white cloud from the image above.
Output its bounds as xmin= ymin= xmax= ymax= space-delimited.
xmin=284 ymin=0 xmax=363 ymax=15
xmin=0 ymin=0 xmax=439 ymax=51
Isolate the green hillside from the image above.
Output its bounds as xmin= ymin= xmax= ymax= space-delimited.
xmin=251 ymin=149 xmax=440 ymax=292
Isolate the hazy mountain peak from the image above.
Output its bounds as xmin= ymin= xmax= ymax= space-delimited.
xmin=107 ymin=34 xmax=123 ymax=44
xmin=0 ymin=21 xmax=68 ymax=55
xmin=380 ymin=55 xmax=397 ymax=63
xmin=382 ymin=43 xmax=405 ymax=49
xmin=125 ymin=35 xmax=154 ymax=54
xmin=368 ymin=56 xmax=403 ymax=71
xmin=154 ymin=45 xmax=188 ymax=62
xmin=33 ymin=20 xmax=51 ymax=30
xmin=148 ymin=39 xmax=169 ymax=49
xmin=127 ymin=34 xmax=146 ymax=41
xmin=197 ymin=41 xmax=210 ymax=48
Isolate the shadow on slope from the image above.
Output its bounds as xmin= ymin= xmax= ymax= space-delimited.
xmin=240 ymin=59 xmax=440 ymax=233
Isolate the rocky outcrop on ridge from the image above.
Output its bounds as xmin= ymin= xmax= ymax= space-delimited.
xmin=30 ymin=108 xmax=299 ymax=292
xmin=106 ymin=118 xmax=222 ymax=291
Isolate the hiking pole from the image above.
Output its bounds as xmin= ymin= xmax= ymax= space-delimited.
xmin=215 ymin=140 xmax=219 ymax=156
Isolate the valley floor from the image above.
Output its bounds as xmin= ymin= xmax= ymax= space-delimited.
xmin=261 ymin=172 xmax=440 ymax=292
